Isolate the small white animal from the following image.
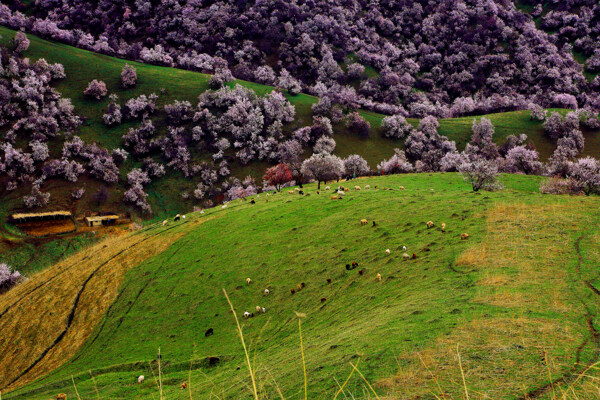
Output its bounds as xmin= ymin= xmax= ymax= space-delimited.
xmin=264 ymin=289 xmax=270 ymax=296
xmin=385 ymin=249 xmax=391 ymax=255
xmin=182 ymin=215 xmax=186 ymax=219
xmin=243 ymin=311 xmax=250 ymax=318
xmin=402 ymin=253 xmax=410 ymax=260
xmin=337 ymin=190 xmax=345 ymax=196
xmin=261 ymin=307 xmax=266 ymax=313
xmin=138 ymin=375 xmax=145 ymax=384
xmin=365 ymin=185 xmax=370 ymax=189
xmin=246 ymin=278 xmax=252 ymax=285
xmin=295 ymin=188 xmax=300 ymax=192
xmin=266 ymin=193 xmax=269 ymax=197
xmin=257 ymin=194 xmax=260 ymax=198
xmin=402 ymin=245 xmax=407 ymax=251
xmin=162 ymin=220 xmax=168 ymax=226
xmin=200 ymin=210 xmax=205 ymax=214
xmin=325 ymin=186 xmax=331 ymax=190
xmin=256 ymin=305 xmax=261 ymax=313
xmin=222 ymin=204 xmax=227 ymax=209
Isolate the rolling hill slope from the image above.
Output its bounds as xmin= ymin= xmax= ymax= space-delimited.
xmin=2 ymin=173 xmax=600 ymax=399
xmin=5 ymin=26 xmax=598 ymax=281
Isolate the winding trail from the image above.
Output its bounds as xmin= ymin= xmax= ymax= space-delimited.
xmin=518 ymin=236 xmax=600 ymax=399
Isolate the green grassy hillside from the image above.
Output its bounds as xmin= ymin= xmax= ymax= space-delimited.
xmin=0 ymin=25 xmax=597 ymax=227
xmin=2 ymin=173 xmax=600 ymax=399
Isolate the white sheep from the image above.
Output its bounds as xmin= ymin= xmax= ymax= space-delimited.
xmin=246 ymin=278 xmax=252 ymax=285
xmin=182 ymin=215 xmax=186 ymax=219
xmin=261 ymin=307 xmax=266 ymax=313
xmin=243 ymin=311 xmax=250 ymax=318
xmin=222 ymin=204 xmax=228 ymax=209
xmin=295 ymin=188 xmax=300 ymax=192
xmin=337 ymin=190 xmax=345 ymax=196
xmin=138 ymin=375 xmax=145 ymax=384
xmin=402 ymin=245 xmax=407 ymax=251
xmin=402 ymin=253 xmax=410 ymax=260
xmin=325 ymin=186 xmax=331 ymax=190
xmin=162 ymin=220 xmax=168 ymax=226
xmin=385 ymin=249 xmax=391 ymax=255
xmin=365 ymin=185 xmax=370 ymax=189
xmin=264 ymin=289 xmax=270 ymax=296
xmin=266 ymin=193 xmax=269 ymax=197
xmin=255 ymin=305 xmax=261 ymax=313
xmin=257 ymin=194 xmax=260 ymax=198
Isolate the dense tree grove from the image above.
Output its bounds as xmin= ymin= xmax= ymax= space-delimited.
xmin=2 ymin=1 xmax=600 ymax=116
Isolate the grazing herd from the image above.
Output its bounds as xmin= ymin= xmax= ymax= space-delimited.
xmin=137 ymin=180 xmax=473 ymax=395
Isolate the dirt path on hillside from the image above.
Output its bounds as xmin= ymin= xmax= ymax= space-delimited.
xmin=0 ymin=220 xmax=194 ymax=392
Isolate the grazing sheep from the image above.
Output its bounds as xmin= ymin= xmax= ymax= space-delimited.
xmin=352 ymin=261 xmax=359 ymax=268
xmin=250 ymin=199 xmax=256 ymax=204
xmin=427 ymin=221 xmax=434 ymax=228
xmin=264 ymin=289 xmax=270 ymax=296
xmin=327 ymin=278 xmax=332 ymax=284
xmin=181 ymin=382 xmax=188 ymax=390
xmin=255 ymin=305 xmax=261 ymax=313
xmin=266 ymin=193 xmax=269 ymax=197
xmin=317 ymin=191 xmax=320 ymax=194
xmin=372 ymin=221 xmax=377 ymax=227
xmin=296 ymin=284 xmax=302 ymax=291
xmin=376 ymin=273 xmax=382 ymax=281
xmin=205 ymin=328 xmax=214 ymax=337
xmin=345 ymin=263 xmax=351 ymax=270
xmin=182 ymin=215 xmax=186 ymax=219
xmin=412 ymin=253 xmax=417 ymax=259
xmin=291 ymin=288 xmax=296 ymax=295
xmin=402 ymin=245 xmax=407 ymax=251
xmin=325 ymin=186 xmax=331 ymax=190
xmin=360 ymin=219 xmax=368 ymax=225
xmin=162 ymin=220 xmax=168 ymax=226
xmin=257 ymin=194 xmax=260 ymax=198
xmin=138 ymin=375 xmax=145 ymax=384
xmin=331 ymin=196 xmax=338 ymax=200
xmin=301 ymin=282 xmax=306 ymax=288
xmin=355 ymin=186 xmax=361 ymax=190
xmin=402 ymin=253 xmax=410 ymax=260
xmin=358 ymin=269 xmax=365 ymax=275
xmin=321 ymin=298 xmax=327 ymax=303
xmin=289 ymin=190 xmax=295 ymax=194
xmin=200 ymin=210 xmax=205 ymax=214
xmin=262 ymin=307 xmax=266 ymax=313
xmin=243 ymin=311 xmax=250 ymax=318
xmin=461 ymin=233 xmax=470 ymax=240
xmin=385 ymin=249 xmax=391 ymax=255
xmin=399 ymin=186 xmax=405 ymax=190
xmin=365 ymin=185 xmax=370 ymax=189
xmin=57 ymin=394 xmax=67 ymax=400
xmin=246 ymin=278 xmax=252 ymax=285
xmin=441 ymin=223 xmax=446 ymax=232
xmin=337 ymin=190 xmax=345 ymax=196
xmin=299 ymin=190 xmax=304 ymax=195
xmin=295 ymin=188 xmax=300 ymax=192
xmin=174 ymin=214 xmax=181 ymax=221
xmin=222 ymin=204 xmax=227 ymax=209
xmin=344 ymin=187 xmax=349 ymax=192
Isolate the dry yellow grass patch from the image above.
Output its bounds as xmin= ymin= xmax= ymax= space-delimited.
xmin=0 ymin=224 xmax=193 ymax=392
xmin=378 ymin=202 xmax=595 ymax=398
xmin=379 ymin=317 xmax=581 ymax=400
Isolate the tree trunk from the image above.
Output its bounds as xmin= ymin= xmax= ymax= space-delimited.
xmin=318 ymin=181 xmax=321 ymax=190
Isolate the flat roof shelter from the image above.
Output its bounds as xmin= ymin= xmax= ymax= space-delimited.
xmin=10 ymin=211 xmax=72 ymax=224
xmin=85 ymin=215 xmax=119 ymax=227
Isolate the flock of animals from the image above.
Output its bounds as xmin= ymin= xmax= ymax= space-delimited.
xmin=43 ymin=182 xmax=472 ymax=399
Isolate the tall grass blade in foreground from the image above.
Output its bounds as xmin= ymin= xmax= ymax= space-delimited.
xmin=223 ymin=288 xmax=259 ymax=400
